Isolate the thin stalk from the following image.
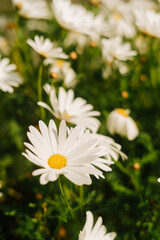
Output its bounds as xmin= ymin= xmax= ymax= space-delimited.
xmin=37 ymin=62 xmax=45 ymax=119
xmin=58 ymin=177 xmax=74 ymax=219
xmin=115 ymin=161 xmax=143 ymax=201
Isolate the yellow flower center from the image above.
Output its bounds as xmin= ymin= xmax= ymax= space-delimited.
xmin=48 ymin=154 xmax=67 ymax=169
xmin=16 ymin=3 xmax=22 ymax=9
xmin=116 ymin=108 xmax=129 ymax=117
xmin=56 ymin=60 xmax=64 ymax=68
xmin=63 ymin=112 xmax=70 ymax=119
xmin=113 ymin=13 xmax=123 ymax=21
xmin=40 ymin=51 xmax=48 ymax=58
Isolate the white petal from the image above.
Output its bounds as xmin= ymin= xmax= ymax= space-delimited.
xmin=58 ymin=120 xmax=67 ymax=153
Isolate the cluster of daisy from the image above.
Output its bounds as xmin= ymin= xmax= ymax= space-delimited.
xmin=0 ymin=0 xmax=160 ymax=238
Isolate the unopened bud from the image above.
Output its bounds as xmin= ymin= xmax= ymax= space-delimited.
xmin=133 ymin=163 xmax=141 ymax=170
xmin=140 ymin=74 xmax=147 ymax=82
xmin=58 ymin=226 xmax=66 ymax=238
xmin=50 ymin=72 xmax=58 ymax=78
xmin=70 ymin=51 xmax=78 ymax=60
xmin=121 ymin=91 xmax=129 ymax=98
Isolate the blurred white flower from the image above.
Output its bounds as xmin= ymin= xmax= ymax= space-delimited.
xmin=79 ymin=211 xmax=117 ymax=240
xmin=52 ymin=0 xmax=110 ymax=42
xmin=64 ymin=32 xmax=89 ymax=54
xmin=49 ymin=60 xmax=77 ymax=88
xmin=22 ymin=120 xmax=107 ymax=185
xmin=27 ymin=35 xmax=68 ymax=60
xmin=107 ymin=109 xmax=139 ymax=141
xmin=12 ymin=0 xmax=52 ymax=19
xmin=135 ymin=35 xmax=148 ymax=54
xmin=102 ymin=60 xmax=129 ymax=79
xmin=102 ymin=37 xmax=136 ymax=77
xmin=158 ymin=178 xmax=160 ymax=183
xmin=130 ymin=0 xmax=157 ymax=12
xmin=0 ymin=56 xmax=22 ymax=93
xmin=93 ymin=134 xmax=128 ymax=163
xmin=134 ymin=9 xmax=160 ymax=38
xmin=26 ymin=20 xmax=50 ymax=32
xmin=101 ymin=0 xmax=136 ymax=38
xmin=102 ymin=37 xmax=137 ymax=63
xmin=0 ymin=36 xmax=10 ymax=55
xmin=38 ymin=85 xmax=101 ymax=133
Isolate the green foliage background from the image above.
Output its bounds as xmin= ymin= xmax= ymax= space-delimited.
xmin=0 ymin=1 xmax=160 ymax=239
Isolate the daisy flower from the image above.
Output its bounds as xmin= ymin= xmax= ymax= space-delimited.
xmin=0 ymin=56 xmax=22 ymax=93
xmin=27 ymin=36 xmax=68 ymax=60
xmin=48 ymin=59 xmax=77 ymax=88
xmin=12 ymin=0 xmax=51 ymax=19
xmin=107 ymin=109 xmax=139 ymax=141
xmin=22 ymin=120 xmax=107 ymax=185
xmin=52 ymin=0 xmax=110 ymax=42
xmin=101 ymin=0 xmax=136 ymax=39
xmin=131 ymin=0 xmax=157 ymax=12
xmin=93 ymin=134 xmax=128 ymax=164
xmin=101 ymin=37 xmax=136 ymax=77
xmin=38 ymin=85 xmax=101 ymax=133
xmin=158 ymin=178 xmax=160 ymax=183
xmin=79 ymin=211 xmax=117 ymax=240
xmin=102 ymin=37 xmax=137 ymax=63
xmin=134 ymin=9 xmax=160 ymax=38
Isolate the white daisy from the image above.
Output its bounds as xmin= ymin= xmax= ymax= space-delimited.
xmin=158 ymin=178 xmax=160 ymax=183
xmin=79 ymin=211 xmax=117 ymax=240
xmin=38 ymin=85 xmax=101 ymax=133
xmin=27 ymin=35 xmax=68 ymax=59
xmin=102 ymin=60 xmax=129 ymax=78
xmin=130 ymin=0 xmax=157 ymax=12
xmin=12 ymin=0 xmax=51 ymax=19
xmin=102 ymin=37 xmax=137 ymax=63
xmin=134 ymin=9 xmax=160 ymax=38
xmin=52 ymin=0 xmax=110 ymax=42
xmin=0 ymin=56 xmax=22 ymax=93
xmin=101 ymin=37 xmax=136 ymax=77
xmin=93 ymin=134 xmax=128 ymax=164
xmin=107 ymin=109 xmax=139 ymax=141
xmin=48 ymin=59 xmax=77 ymax=88
xmin=22 ymin=120 xmax=107 ymax=185
xmin=101 ymin=0 xmax=136 ymax=39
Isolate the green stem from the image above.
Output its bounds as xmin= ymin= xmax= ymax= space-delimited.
xmin=58 ymin=177 xmax=74 ymax=219
xmin=115 ymin=161 xmax=143 ymax=201
xmin=38 ymin=62 xmax=45 ymax=119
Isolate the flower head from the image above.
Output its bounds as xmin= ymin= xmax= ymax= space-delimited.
xmin=38 ymin=85 xmax=101 ymax=133
xmin=107 ymin=109 xmax=139 ymax=141
xmin=134 ymin=9 xmax=160 ymax=38
xmin=22 ymin=120 xmax=109 ymax=185
xmin=101 ymin=0 xmax=136 ymax=38
xmin=52 ymin=0 xmax=110 ymax=42
xmin=102 ymin=37 xmax=137 ymax=63
xmin=0 ymin=56 xmax=22 ymax=93
xmin=46 ymin=59 xmax=77 ymax=88
xmin=101 ymin=37 xmax=136 ymax=78
xmin=79 ymin=211 xmax=117 ymax=240
xmin=12 ymin=0 xmax=51 ymax=19
xmin=94 ymin=134 xmax=127 ymax=163
xmin=27 ymin=35 xmax=68 ymax=60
